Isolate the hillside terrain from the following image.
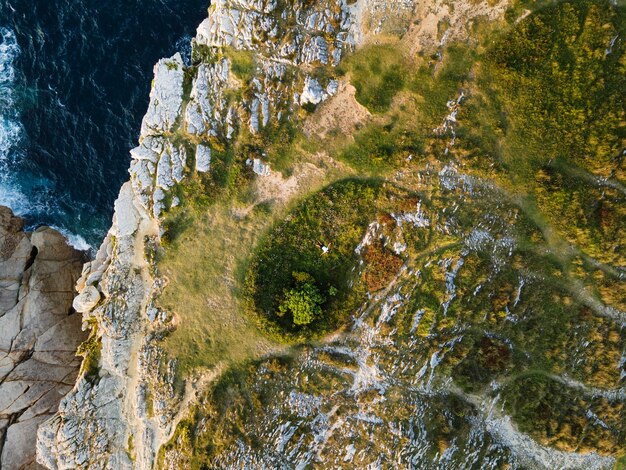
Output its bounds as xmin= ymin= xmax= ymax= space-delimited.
xmin=36 ymin=0 xmax=626 ymax=468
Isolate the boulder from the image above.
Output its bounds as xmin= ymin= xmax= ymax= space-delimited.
xmin=196 ymin=144 xmax=212 ymax=173
xmin=73 ymin=285 xmax=101 ymax=313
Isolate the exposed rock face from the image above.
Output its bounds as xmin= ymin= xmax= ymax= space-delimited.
xmin=140 ymin=53 xmax=185 ymax=137
xmin=0 ymin=206 xmax=87 ymax=470
xmin=36 ymin=183 xmax=163 ymax=470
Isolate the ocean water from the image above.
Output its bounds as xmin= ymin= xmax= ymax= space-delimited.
xmin=0 ymin=0 xmax=210 ymax=249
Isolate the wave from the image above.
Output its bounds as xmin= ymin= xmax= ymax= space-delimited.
xmin=0 ymin=26 xmax=28 ymax=215
xmin=49 ymin=225 xmax=92 ymax=252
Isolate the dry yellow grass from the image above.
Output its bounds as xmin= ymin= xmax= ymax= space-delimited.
xmin=157 ymin=201 xmax=278 ymax=373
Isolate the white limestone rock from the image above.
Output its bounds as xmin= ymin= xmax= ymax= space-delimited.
xmin=140 ymin=53 xmax=185 ymax=136
xmin=153 ymin=188 xmax=166 ymax=218
xmin=196 ymin=144 xmax=212 ymax=173
xmin=170 ymin=144 xmax=187 ymax=183
xmin=184 ymin=61 xmax=230 ymax=138
xmin=300 ymin=76 xmax=326 ymax=105
xmin=247 ymin=158 xmax=271 ymax=177
xmin=300 ymin=35 xmax=329 ymax=64
xmin=73 ymin=285 xmax=101 ymax=314
xmin=156 ymin=150 xmax=174 ymax=190
xmin=113 ymin=183 xmax=140 ymax=238
xmin=327 ymin=79 xmax=339 ymax=96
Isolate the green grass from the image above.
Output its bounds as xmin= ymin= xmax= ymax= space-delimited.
xmin=76 ymin=322 xmax=102 ymax=384
xmin=339 ymin=119 xmax=424 ymax=173
xmin=339 ymin=42 xmax=409 ymax=113
xmin=456 ymin=0 xmax=626 ymax=264
xmin=336 ymin=43 xmax=476 ymax=173
xmin=158 ymin=181 xmax=277 ymax=375
xmin=223 ymin=47 xmax=256 ymax=83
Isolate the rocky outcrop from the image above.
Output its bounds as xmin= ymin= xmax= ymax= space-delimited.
xmin=33 ymin=0 xmax=522 ymax=468
xmin=0 ymin=206 xmax=87 ymax=470
xmin=36 ymin=183 xmax=164 ymax=470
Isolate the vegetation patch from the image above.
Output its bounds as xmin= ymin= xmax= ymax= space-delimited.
xmin=501 ymin=373 xmax=625 ymax=454
xmin=339 ymin=42 xmax=409 ymax=113
xmin=491 ymin=0 xmax=624 ymax=177
xmin=223 ymin=47 xmax=256 ymax=83
xmin=336 ymin=43 xmax=475 ymax=172
xmin=245 ymin=179 xmax=414 ymax=341
xmin=158 ymin=178 xmax=277 ymax=374
xmin=361 ymin=239 xmax=404 ymax=292
xmin=76 ymin=321 xmax=102 ymax=384
xmin=339 ymin=119 xmax=424 ymax=173
xmin=457 ymin=0 xmax=626 ymax=266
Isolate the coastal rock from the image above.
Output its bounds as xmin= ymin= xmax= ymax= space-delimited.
xmin=247 ymin=158 xmax=271 ymax=177
xmin=37 ymin=178 xmax=169 ymax=469
xmin=0 ymin=207 xmax=86 ymax=470
xmin=72 ymin=286 xmax=100 ymax=314
xmin=140 ymin=53 xmax=185 ymax=137
xmin=113 ymin=183 xmax=141 ymax=238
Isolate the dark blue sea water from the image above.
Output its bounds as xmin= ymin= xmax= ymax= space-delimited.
xmin=0 ymin=0 xmax=209 ymax=248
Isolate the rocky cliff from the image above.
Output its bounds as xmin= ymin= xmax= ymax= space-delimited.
xmin=0 ymin=206 xmax=87 ymax=469
xmin=37 ymin=1 xmax=359 ymax=468
xmin=34 ymin=0 xmax=626 ymax=468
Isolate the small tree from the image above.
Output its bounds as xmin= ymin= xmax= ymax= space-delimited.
xmin=277 ymin=272 xmax=324 ymax=326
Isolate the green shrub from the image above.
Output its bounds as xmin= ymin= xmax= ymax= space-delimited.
xmin=278 ymin=272 xmax=325 ymax=326
xmin=162 ymin=209 xmax=194 ymax=245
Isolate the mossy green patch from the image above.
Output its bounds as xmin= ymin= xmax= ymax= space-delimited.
xmin=223 ymin=47 xmax=256 ymax=83
xmin=339 ymin=42 xmax=409 ymax=113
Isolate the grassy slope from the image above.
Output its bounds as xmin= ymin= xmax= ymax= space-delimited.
xmin=157 ymin=197 xmax=276 ymax=375
xmin=156 ymin=0 xmax=626 ymax=465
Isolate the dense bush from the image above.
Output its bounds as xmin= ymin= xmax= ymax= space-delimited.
xmin=485 ymin=0 xmax=625 ymax=176
xmin=278 ymin=272 xmax=325 ymax=326
xmin=245 ymin=179 xmax=413 ymax=340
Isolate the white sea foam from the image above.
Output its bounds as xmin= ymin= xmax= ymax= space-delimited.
xmin=0 ymin=27 xmax=27 ymax=214
xmin=49 ymin=225 xmax=92 ymax=251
